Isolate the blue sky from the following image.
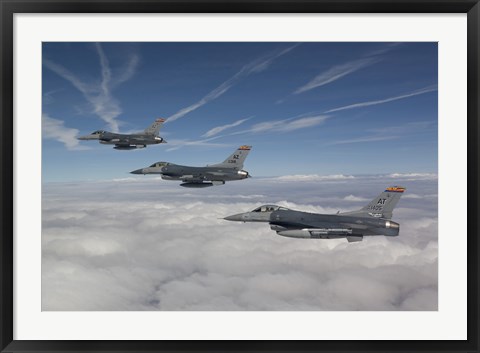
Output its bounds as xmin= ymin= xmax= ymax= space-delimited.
xmin=42 ymin=42 xmax=437 ymax=182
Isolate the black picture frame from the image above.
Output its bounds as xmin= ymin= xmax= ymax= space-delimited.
xmin=1 ymin=1 xmax=479 ymax=352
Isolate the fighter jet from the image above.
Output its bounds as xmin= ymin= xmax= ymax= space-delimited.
xmin=77 ymin=118 xmax=167 ymax=150
xmin=223 ymin=186 xmax=406 ymax=242
xmin=130 ymin=145 xmax=252 ymax=188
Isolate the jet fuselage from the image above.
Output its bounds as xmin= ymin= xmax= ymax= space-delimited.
xmin=77 ymin=118 xmax=167 ymax=150
xmin=131 ymin=163 xmax=249 ymax=183
xmin=130 ymin=145 xmax=252 ymax=187
xmin=78 ymin=132 xmax=164 ymax=148
xmin=224 ymin=208 xmax=399 ymax=238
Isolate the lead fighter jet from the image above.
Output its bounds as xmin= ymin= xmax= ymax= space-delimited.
xmin=130 ymin=145 xmax=252 ymax=188
xmin=224 ymin=186 xmax=406 ymax=242
xmin=77 ymin=118 xmax=167 ymax=150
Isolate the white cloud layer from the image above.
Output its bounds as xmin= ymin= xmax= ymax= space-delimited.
xmin=388 ymin=173 xmax=438 ymax=180
xmin=42 ymin=176 xmax=437 ymax=311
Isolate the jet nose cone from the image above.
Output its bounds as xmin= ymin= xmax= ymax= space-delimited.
xmin=223 ymin=214 xmax=243 ymax=222
xmin=130 ymin=168 xmax=144 ymax=175
xmin=77 ymin=134 xmax=99 ymax=140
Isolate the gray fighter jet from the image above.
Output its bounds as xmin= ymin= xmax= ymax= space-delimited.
xmin=130 ymin=145 xmax=252 ymax=188
xmin=224 ymin=186 xmax=406 ymax=242
xmin=77 ymin=118 xmax=167 ymax=150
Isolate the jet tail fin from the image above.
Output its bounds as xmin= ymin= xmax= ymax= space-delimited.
xmin=342 ymin=186 xmax=406 ymax=219
xmin=144 ymin=118 xmax=166 ymax=135
xmin=209 ymin=145 xmax=252 ymax=170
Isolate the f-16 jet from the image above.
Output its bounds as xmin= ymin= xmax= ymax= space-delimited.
xmin=224 ymin=186 xmax=406 ymax=242
xmin=77 ymin=118 xmax=167 ymax=150
xmin=130 ymin=145 xmax=252 ymax=188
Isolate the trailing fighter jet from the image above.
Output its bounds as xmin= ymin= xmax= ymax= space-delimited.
xmin=223 ymin=186 xmax=406 ymax=242
xmin=77 ymin=118 xmax=167 ymax=150
xmin=130 ymin=145 xmax=252 ymax=188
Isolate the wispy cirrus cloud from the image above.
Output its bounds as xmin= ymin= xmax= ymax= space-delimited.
xmin=294 ymin=57 xmax=380 ymax=95
xmin=44 ymin=43 xmax=139 ymax=132
xmin=267 ymin=174 xmax=355 ymax=182
xmin=202 ymin=117 xmax=252 ymax=138
xmin=248 ymin=115 xmax=329 ymax=133
xmin=111 ymin=52 xmax=140 ymax=88
xmin=168 ymin=114 xmax=328 ymax=152
xmin=324 ymin=86 xmax=437 ymax=113
xmin=166 ymin=44 xmax=299 ymax=123
xmin=366 ymin=42 xmax=403 ymax=57
xmin=292 ymin=44 xmax=401 ymax=96
xmin=42 ymin=89 xmax=63 ymax=105
xmin=329 ymin=121 xmax=435 ymax=145
xmin=330 ymin=135 xmax=400 ymax=145
xmin=369 ymin=121 xmax=435 ymax=134
xmin=165 ymin=135 xmax=230 ymax=152
xmin=42 ymin=113 xmax=89 ymax=150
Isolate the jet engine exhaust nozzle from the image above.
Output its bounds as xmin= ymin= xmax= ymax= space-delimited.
xmin=237 ymin=170 xmax=250 ymax=179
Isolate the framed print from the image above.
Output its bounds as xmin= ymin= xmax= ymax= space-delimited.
xmin=1 ymin=1 xmax=479 ymax=352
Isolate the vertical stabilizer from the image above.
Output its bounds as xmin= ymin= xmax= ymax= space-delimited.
xmin=144 ymin=118 xmax=166 ymax=135
xmin=342 ymin=186 xmax=406 ymax=219
xmin=209 ymin=145 xmax=252 ymax=169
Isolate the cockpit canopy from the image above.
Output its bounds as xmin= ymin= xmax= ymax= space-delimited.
xmin=149 ymin=162 xmax=169 ymax=168
xmin=91 ymin=130 xmax=107 ymax=135
xmin=251 ymin=205 xmax=289 ymax=213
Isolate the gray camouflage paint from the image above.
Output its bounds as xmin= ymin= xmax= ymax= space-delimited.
xmin=131 ymin=145 xmax=252 ymax=187
xmin=224 ymin=187 xmax=405 ymax=242
xmin=77 ymin=118 xmax=166 ymax=150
